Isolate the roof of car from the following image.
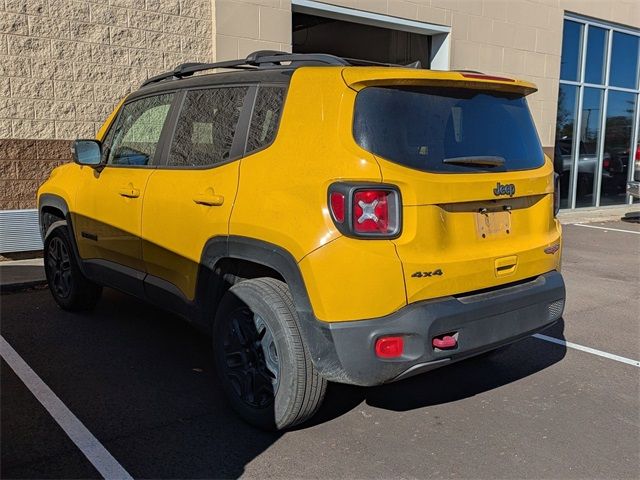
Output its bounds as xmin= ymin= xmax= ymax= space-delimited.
xmin=130 ymin=50 xmax=536 ymax=101
xmin=129 ymin=68 xmax=296 ymax=100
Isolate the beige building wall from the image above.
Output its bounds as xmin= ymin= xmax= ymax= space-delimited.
xmin=1 ymin=0 xmax=639 ymax=209
xmin=0 ymin=0 xmax=212 ymax=208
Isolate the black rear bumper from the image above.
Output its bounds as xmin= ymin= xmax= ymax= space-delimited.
xmin=300 ymin=271 xmax=565 ymax=386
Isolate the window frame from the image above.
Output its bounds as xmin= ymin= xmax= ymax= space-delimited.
xmin=559 ymin=13 xmax=640 ymax=208
xmin=100 ymin=90 xmax=180 ymax=170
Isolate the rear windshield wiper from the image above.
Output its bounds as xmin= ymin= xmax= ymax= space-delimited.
xmin=442 ymin=156 xmax=506 ymax=167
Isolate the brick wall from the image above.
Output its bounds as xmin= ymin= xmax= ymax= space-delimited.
xmin=0 ymin=138 xmax=71 ymax=209
xmin=0 ymin=0 xmax=213 ymax=208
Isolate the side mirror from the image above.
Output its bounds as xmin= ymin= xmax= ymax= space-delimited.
xmin=71 ymin=139 xmax=102 ymax=167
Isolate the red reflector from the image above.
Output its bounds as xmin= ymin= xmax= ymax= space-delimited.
xmin=353 ymin=190 xmax=389 ymax=233
xmin=432 ymin=335 xmax=457 ymax=349
xmin=603 ymin=158 xmax=610 ymax=169
xmin=461 ymin=73 xmax=516 ymax=82
xmin=330 ymin=192 xmax=345 ymax=223
xmin=375 ymin=336 xmax=404 ymax=358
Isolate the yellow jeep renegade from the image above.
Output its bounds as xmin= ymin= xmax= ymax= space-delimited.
xmin=38 ymin=51 xmax=565 ymax=430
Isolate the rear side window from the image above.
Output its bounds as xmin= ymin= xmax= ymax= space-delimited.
xmin=168 ymin=86 xmax=248 ymax=167
xmin=103 ymin=93 xmax=174 ymax=166
xmin=246 ymin=86 xmax=285 ymax=154
xmin=353 ymin=86 xmax=544 ymax=173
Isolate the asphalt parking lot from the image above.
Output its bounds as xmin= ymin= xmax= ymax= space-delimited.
xmin=1 ymin=220 xmax=639 ymax=479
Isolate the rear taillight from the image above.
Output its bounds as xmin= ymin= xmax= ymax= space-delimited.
xmin=328 ymin=183 xmax=401 ymax=238
xmin=553 ymin=173 xmax=560 ymax=217
xmin=461 ymin=73 xmax=516 ymax=82
xmin=330 ymin=192 xmax=345 ymax=223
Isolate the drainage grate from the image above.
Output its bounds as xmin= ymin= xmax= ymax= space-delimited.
xmin=0 ymin=209 xmax=43 ymax=254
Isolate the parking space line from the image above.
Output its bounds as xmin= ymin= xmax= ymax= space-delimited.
xmin=572 ymin=224 xmax=640 ymax=235
xmin=533 ymin=333 xmax=640 ymax=367
xmin=0 ymin=335 xmax=133 ymax=480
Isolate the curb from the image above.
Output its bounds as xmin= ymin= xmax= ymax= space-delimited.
xmin=0 ymin=280 xmax=48 ymax=294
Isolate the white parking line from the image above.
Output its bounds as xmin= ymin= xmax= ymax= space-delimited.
xmin=533 ymin=333 xmax=640 ymax=368
xmin=0 ymin=335 xmax=133 ymax=480
xmin=572 ymin=223 xmax=640 ymax=235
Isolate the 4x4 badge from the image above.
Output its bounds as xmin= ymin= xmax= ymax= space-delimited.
xmin=493 ymin=182 xmax=516 ymax=197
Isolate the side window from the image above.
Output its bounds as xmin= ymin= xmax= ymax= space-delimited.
xmin=246 ymin=86 xmax=285 ymax=154
xmin=167 ymin=87 xmax=248 ymax=167
xmin=102 ymin=94 xmax=174 ymax=166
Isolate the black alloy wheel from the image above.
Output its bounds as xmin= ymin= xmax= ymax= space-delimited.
xmin=46 ymin=236 xmax=73 ymax=299
xmin=220 ymin=307 xmax=280 ymax=409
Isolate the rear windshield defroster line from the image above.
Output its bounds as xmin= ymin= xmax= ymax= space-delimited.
xmin=353 ymin=86 xmax=545 ymax=174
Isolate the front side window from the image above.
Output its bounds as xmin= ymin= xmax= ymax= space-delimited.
xmin=246 ymin=86 xmax=285 ymax=154
xmin=167 ymin=87 xmax=248 ymax=167
xmin=353 ymin=86 xmax=544 ymax=173
xmin=103 ymin=94 xmax=174 ymax=166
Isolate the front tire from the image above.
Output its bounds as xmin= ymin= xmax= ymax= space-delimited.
xmin=44 ymin=226 xmax=102 ymax=311
xmin=213 ymin=278 xmax=327 ymax=430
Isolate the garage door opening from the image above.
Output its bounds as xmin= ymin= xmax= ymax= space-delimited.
xmin=291 ymin=0 xmax=451 ymax=70
xmin=293 ymin=12 xmax=431 ymax=67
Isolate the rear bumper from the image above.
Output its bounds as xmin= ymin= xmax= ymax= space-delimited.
xmin=301 ymin=271 xmax=565 ymax=386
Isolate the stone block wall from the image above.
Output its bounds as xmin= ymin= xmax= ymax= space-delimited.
xmin=0 ymin=0 xmax=213 ymax=209
xmin=0 ymin=138 xmax=70 ymax=209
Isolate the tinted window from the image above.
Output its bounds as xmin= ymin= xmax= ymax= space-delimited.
xmin=609 ymin=31 xmax=639 ymax=89
xmin=353 ymin=86 xmax=544 ymax=174
xmin=584 ymin=26 xmax=607 ymax=85
xmin=103 ymin=94 xmax=174 ymax=166
xmin=560 ymin=20 xmax=583 ymax=81
xmin=555 ymin=84 xmax=578 ymax=209
xmin=246 ymin=86 xmax=285 ymax=154
xmin=168 ymin=87 xmax=248 ymax=167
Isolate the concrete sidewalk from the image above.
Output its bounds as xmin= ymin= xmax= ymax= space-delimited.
xmin=0 ymin=258 xmax=46 ymax=293
xmin=0 ymin=205 xmax=637 ymax=292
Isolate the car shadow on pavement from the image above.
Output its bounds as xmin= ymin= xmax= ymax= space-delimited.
xmin=2 ymin=287 xmax=567 ymax=479
xmin=1 ymin=288 xmax=281 ymax=480
xmin=309 ymin=320 xmax=567 ymax=425
xmin=621 ymin=211 xmax=640 ymax=223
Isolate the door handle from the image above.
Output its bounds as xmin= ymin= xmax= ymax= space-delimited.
xmin=118 ymin=187 xmax=140 ymax=198
xmin=193 ymin=193 xmax=224 ymax=206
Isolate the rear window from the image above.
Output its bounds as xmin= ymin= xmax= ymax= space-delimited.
xmin=353 ymin=86 xmax=544 ymax=173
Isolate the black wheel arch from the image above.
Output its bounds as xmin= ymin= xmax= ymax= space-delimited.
xmin=195 ymin=236 xmax=316 ymax=331
xmin=38 ymin=194 xmax=88 ymax=277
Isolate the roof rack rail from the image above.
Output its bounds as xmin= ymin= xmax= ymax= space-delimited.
xmin=141 ymin=50 xmax=349 ymax=87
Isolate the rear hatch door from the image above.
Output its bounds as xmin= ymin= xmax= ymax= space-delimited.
xmin=346 ymin=69 xmax=561 ymax=303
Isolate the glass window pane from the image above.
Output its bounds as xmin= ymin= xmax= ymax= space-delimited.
xmin=560 ymin=20 xmax=583 ymax=81
xmin=633 ymin=126 xmax=639 ymax=205
xmin=575 ymin=88 xmax=603 ymax=207
xmin=168 ymin=87 xmax=248 ymax=167
xmin=554 ymin=84 xmax=579 ymax=209
xmin=103 ymin=93 xmax=174 ymax=166
xmin=246 ymin=86 xmax=285 ymax=154
xmin=584 ymin=26 xmax=607 ymax=85
xmin=609 ymin=32 xmax=640 ymax=89
xmin=600 ymin=91 xmax=637 ymax=205
xmin=353 ymin=86 xmax=544 ymax=174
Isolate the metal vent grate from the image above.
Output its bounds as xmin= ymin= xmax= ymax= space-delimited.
xmin=0 ymin=209 xmax=43 ymax=253
xmin=547 ymin=299 xmax=565 ymax=321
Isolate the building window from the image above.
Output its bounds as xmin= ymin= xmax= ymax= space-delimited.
xmin=555 ymin=15 xmax=640 ymax=208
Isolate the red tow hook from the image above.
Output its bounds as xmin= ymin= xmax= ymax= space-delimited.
xmin=433 ymin=334 xmax=457 ymax=350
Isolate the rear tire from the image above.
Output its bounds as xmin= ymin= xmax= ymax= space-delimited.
xmin=213 ymin=278 xmax=327 ymax=430
xmin=44 ymin=226 xmax=102 ymax=311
